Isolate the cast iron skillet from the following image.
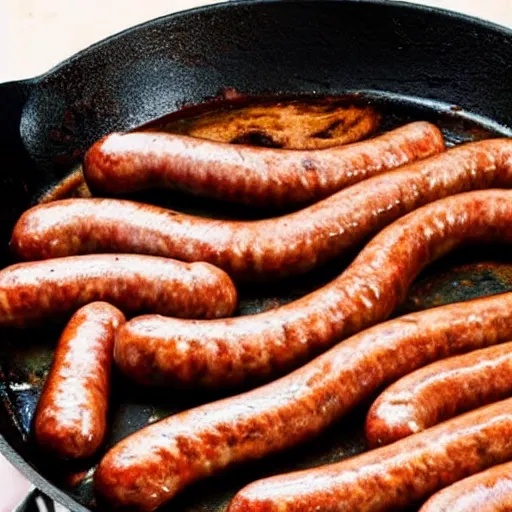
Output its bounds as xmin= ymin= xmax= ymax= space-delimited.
xmin=1 ymin=1 xmax=512 ymax=510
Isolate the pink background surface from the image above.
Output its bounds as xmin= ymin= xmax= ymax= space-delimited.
xmin=0 ymin=453 xmax=31 ymax=511
xmin=1 ymin=0 xmax=511 ymax=509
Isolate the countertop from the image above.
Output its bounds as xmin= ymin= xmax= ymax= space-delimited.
xmin=1 ymin=0 xmax=511 ymax=510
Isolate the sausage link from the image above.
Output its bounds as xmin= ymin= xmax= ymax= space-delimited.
xmin=83 ymin=122 xmax=444 ymax=207
xmin=366 ymin=342 xmax=512 ymax=447
xmin=419 ymin=461 xmax=512 ymax=512
xmin=0 ymin=254 xmax=236 ymax=327
xmin=227 ymin=399 xmax=512 ymax=512
xmin=12 ymin=139 xmax=512 ymax=281
xmin=95 ymin=293 xmax=512 ymax=510
xmin=34 ymin=302 xmax=125 ymax=459
xmin=114 ymin=190 xmax=512 ymax=388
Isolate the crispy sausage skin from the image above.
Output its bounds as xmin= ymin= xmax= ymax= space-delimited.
xmin=94 ymin=293 xmax=512 ymax=510
xmin=366 ymin=342 xmax=512 ymax=447
xmin=34 ymin=302 xmax=125 ymax=459
xmin=227 ymin=399 xmax=512 ymax=512
xmin=0 ymin=254 xmax=236 ymax=327
xmin=83 ymin=122 xmax=444 ymax=207
xmin=419 ymin=461 xmax=512 ymax=512
xmin=12 ymin=139 xmax=512 ymax=281
xmin=114 ymin=190 xmax=512 ymax=388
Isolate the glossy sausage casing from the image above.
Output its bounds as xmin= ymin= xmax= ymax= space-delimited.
xmin=34 ymin=302 xmax=125 ymax=459
xmin=83 ymin=121 xmax=444 ymax=207
xmin=12 ymin=138 xmax=512 ymax=280
xmin=366 ymin=342 xmax=512 ymax=447
xmin=95 ymin=293 xmax=512 ymax=511
xmin=13 ymin=139 xmax=512 ymax=281
xmin=114 ymin=190 xmax=512 ymax=388
xmin=0 ymin=254 xmax=237 ymax=327
xmin=227 ymin=399 xmax=512 ymax=512
xmin=419 ymin=461 xmax=512 ymax=512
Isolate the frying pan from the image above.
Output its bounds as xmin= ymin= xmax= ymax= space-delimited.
xmin=1 ymin=1 xmax=512 ymax=510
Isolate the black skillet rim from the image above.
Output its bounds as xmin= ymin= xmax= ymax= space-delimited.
xmin=1 ymin=0 xmax=512 ymax=510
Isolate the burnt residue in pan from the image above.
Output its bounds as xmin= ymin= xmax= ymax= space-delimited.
xmin=152 ymin=96 xmax=381 ymax=150
xmin=1 ymin=93 xmax=511 ymax=512
xmin=398 ymin=247 xmax=512 ymax=314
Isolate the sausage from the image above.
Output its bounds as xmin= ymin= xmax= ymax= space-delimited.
xmin=366 ymin=342 xmax=512 ymax=447
xmin=0 ymin=254 xmax=236 ymax=327
xmin=95 ymin=293 xmax=512 ymax=510
xmin=12 ymin=139 xmax=512 ymax=281
xmin=227 ymin=398 xmax=512 ymax=512
xmin=419 ymin=461 xmax=512 ymax=512
xmin=113 ymin=190 xmax=512 ymax=388
xmin=83 ymin=121 xmax=444 ymax=207
xmin=34 ymin=302 xmax=125 ymax=459
xmin=13 ymin=139 xmax=512 ymax=281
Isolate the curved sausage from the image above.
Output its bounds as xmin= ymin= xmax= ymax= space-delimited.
xmin=227 ymin=398 xmax=512 ymax=512
xmin=0 ymin=254 xmax=237 ymax=327
xmin=12 ymin=139 xmax=512 ymax=281
xmin=366 ymin=342 xmax=512 ymax=447
xmin=419 ymin=461 xmax=512 ymax=512
xmin=83 ymin=121 xmax=444 ymax=207
xmin=95 ymin=293 xmax=512 ymax=510
xmin=114 ymin=190 xmax=512 ymax=388
xmin=34 ymin=302 xmax=125 ymax=459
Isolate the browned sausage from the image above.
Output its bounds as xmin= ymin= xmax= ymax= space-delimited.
xmin=83 ymin=122 xmax=444 ymax=207
xmin=114 ymin=190 xmax=512 ymax=388
xmin=0 ymin=254 xmax=236 ymax=327
xmin=13 ymin=139 xmax=512 ymax=281
xmin=366 ymin=342 xmax=512 ymax=448
xmin=227 ymin=398 xmax=512 ymax=512
xmin=34 ymin=302 xmax=125 ymax=459
xmin=419 ymin=461 xmax=512 ymax=512
xmin=94 ymin=293 xmax=512 ymax=510
xmin=12 ymin=139 xmax=512 ymax=281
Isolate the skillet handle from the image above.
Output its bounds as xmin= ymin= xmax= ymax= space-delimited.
xmin=0 ymin=79 xmax=35 ymax=158
xmin=0 ymin=79 xmax=40 ymax=265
